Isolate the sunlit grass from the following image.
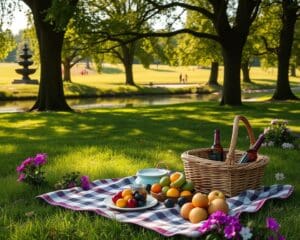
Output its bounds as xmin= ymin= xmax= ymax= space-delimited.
xmin=1 ymin=62 xmax=299 ymax=99
xmin=0 ymin=101 xmax=299 ymax=239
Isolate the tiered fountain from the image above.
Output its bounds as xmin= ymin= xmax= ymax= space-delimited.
xmin=12 ymin=43 xmax=38 ymax=84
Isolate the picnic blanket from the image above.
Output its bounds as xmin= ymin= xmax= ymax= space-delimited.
xmin=37 ymin=176 xmax=294 ymax=238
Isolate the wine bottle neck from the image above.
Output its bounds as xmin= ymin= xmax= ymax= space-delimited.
xmin=213 ymin=129 xmax=221 ymax=145
xmin=252 ymin=134 xmax=265 ymax=151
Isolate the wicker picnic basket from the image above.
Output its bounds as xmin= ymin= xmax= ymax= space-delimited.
xmin=181 ymin=115 xmax=269 ymax=197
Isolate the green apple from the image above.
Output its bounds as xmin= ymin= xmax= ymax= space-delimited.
xmin=159 ymin=176 xmax=171 ymax=187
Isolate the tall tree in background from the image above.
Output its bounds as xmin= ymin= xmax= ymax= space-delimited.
xmin=272 ymin=0 xmax=299 ymax=100
xmin=178 ymin=9 xmax=222 ymax=86
xmin=75 ymin=0 xmax=161 ymax=86
xmin=147 ymin=0 xmax=261 ymax=105
xmin=22 ymin=0 xmax=78 ymax=111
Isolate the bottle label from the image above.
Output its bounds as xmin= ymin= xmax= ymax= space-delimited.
xmin=208 ymin=151 xmax=223 ymax=161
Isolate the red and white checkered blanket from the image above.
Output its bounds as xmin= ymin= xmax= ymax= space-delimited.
xmin=37 ymin=176 xmax=293 ymax=237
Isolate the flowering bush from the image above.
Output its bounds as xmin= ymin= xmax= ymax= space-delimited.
xmin=263 ymin=119 xmax=297 ymax=149
xmin=54 ymin=171 xmax=91 ymax=190
xmin=16 ymin=153 xmax=47 ymax=186
xmin=198 ymin=211 xmax=285 ymax=240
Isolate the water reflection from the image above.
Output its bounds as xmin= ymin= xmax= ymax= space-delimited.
xmin=0 ymin=93 xmax=220 ymax=113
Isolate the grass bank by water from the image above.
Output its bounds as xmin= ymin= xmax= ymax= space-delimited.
xmin=1 ymin=63 xmax=299 ymax=100
xmin=0 ymin=101 xmax=299 ymax=239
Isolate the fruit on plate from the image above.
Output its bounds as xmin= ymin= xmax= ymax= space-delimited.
xmin=192 ymin=193 xmax=209 ymax=208
xmin=188 ymin=207 xmax=208 ymax=224
xmin=208 ymin=198 xmax=229 ymax=215
xmin=170 ymin=172 xmax=186 ymax=188
xmin=111 ymin=188 xmax=146 ymax=208
xmin=208 ymin=190 xmax=226 ymax=203
xmin=180 ymin=202 xmax=195 ymax=219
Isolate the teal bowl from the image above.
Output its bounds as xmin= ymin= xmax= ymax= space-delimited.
xmin=135 ymin=168 xmax=169 ymax=185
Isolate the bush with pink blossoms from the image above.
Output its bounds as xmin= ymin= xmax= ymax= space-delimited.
xmin=16 ymin=153 xmax=47 ymax=186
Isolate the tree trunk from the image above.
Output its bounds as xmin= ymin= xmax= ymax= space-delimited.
xmin=242 ymin=60 xmax=251 ymax=83
xmin=121 ymin=44 xmax=135 ymax=86
xmin=23 ymin=0 xmax=76 ymax=111
xmin=290 ymin=64 xmax=296 ymax=77
xmin=272 ymin=1 xmax=298 ymax=100
xmin=207 ymin=61 xmax=219 ymax=85
xmin=221 ymin=46 xmax=243 ymax=105
xmin=63 ymin=60 xmax=72 ymax=82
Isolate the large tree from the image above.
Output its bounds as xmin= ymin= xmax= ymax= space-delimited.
xmin=75 ymin=0 xmax=162 ymax=86
xmin=0 ymin=29 xmax=16 ymax=60
xmin=145 ymin=0 xmax=261 ymax=105
xmin=22 ymin=0 xmax=78 ymax=111
xmin=272 ymin=0 xmax=299 ymax=100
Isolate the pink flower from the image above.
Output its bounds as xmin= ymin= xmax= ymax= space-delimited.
xmin=17 ymin=173 xmax=26 ymax=182
xmin=22 ymin=157 xmax=34 ymax=166
xmin=16 ymin=164 xmax=25 ymax=173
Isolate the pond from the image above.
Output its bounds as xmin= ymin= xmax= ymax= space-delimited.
xmin=0 ymin=93 xmax=220 ymax=113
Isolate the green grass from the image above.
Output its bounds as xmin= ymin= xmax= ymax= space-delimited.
xmin=0 ymin=101 xmax=299 ymax=239
xmin=1 ymin=63 xmax=299 ymax=99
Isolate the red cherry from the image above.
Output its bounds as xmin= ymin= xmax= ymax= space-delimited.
xmin=116 ymin=191 xmax=123 ymax=198
xmin=127 ymin=198 xmax=137 ymax=208
xmin=112 ymin=194 xmax=121 ymax=204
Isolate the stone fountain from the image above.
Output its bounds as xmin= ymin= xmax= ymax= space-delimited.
xmin=12 ymin=43 xmax=38 ymax=84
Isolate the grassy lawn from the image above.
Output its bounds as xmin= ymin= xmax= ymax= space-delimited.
xmin=1 ymin=63 xmax=299 ymax=100
xmin=0 ymin=101 xmax=299 ymax=239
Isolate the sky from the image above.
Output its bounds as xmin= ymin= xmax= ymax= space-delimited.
xmin=4 ymin=4 xmax=29 ymax=35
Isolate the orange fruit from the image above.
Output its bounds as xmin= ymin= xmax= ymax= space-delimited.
xmin=123 ymin=194 xmax=133 ymax=201
xmin=180 ymin=202 xmax=195 ymax=219
xmin=122 ymin=189 xmax=133 ymax=197
xmin=192 ymin=193 xmax=209 ymax=208
xmin=166 ymin=187 xmax=180 ymax=198
xmin=170 ymin=172 xmax=181 ymax=182
xmin=189 ymin=207 xmax=208 ymax=223
xmin=116 ymin=198 xmax=127 ymax=208
xmin=180 ymin=190 xmax=192 ymax=197
xmin=151 ymin=183 xmax=162 ymax=193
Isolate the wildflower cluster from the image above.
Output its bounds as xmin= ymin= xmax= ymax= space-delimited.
xmin=263 ymin=119 xmax=297 ymax=149
xmin=16 ymin=153 xmax=47 ymax=186
xmin=54 ymin=171 xmax=91 ymax=190
xmin=198 ymin=211 xmax=285 ymax=240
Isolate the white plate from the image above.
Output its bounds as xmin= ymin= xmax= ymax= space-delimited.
xmin=105 ymin=194 xmax=158 ymax=211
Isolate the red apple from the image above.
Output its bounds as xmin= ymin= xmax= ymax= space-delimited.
xmin=208 ymin=190 xmax=225 ymax=203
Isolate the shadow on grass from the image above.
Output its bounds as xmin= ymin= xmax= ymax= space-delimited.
xmin=101 ymin=66 xmax=123 ymax=74
xmin=149 ymin=67 xmax=175 ymax=73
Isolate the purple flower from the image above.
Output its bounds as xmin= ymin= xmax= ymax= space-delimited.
xmin=81 ymin=175 xmax=91 ymax=190
xmin=266 ymin=217 xmax=280 ymax=232
xmin=278 ymin=234 xmax=286 ymax=240
xmin=33 ymin=153 xmax=47 ymax=166
xmin=224 ymin=225 xmax=237 ymax=239
xmin=17 ymin=173 xmax=26 ymax=182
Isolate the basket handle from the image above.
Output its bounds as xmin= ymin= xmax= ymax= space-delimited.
xmin=225 ymin=115 xmax=256 ymax=165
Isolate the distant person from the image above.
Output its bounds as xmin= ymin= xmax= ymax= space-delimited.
xmin=184 ymin=74 xmax=188 ymax=83
xmin=179 ymin=73 xmax=183 ymax=83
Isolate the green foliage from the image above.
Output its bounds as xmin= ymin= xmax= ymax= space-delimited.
xmin=0 ymin=29 xmax=16 ymax=60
